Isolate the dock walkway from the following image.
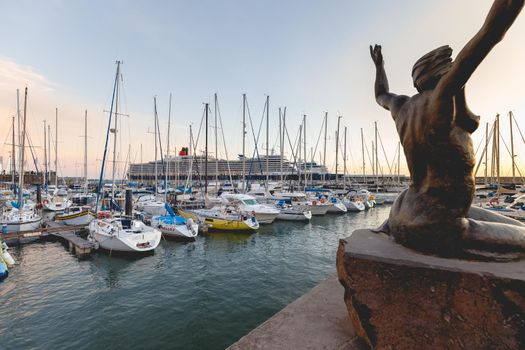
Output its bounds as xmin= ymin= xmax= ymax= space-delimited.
xmin=45 ymin=221 xmax=95 ymax=257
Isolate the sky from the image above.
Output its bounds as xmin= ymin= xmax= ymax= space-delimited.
xmin=0 ymin=0 xmax=524 ymax=179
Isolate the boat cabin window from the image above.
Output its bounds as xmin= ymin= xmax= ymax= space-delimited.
xmin=243 ymin=199 xmax=257 ymax=205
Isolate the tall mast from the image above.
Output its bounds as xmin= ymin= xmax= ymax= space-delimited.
xmin=47 ymin=124 xmax=51 ymax=187
xmin=55 ymin=107 xmax=58 ymax=189
xmin=165 ymin=93 xmax=172 ymax=203
xmin=282 ymin=109 xmax=286 ymax=185
xmin=95 ymin=60 xmax=121 ymax=213
xmin=153 ymin=97 xmax=158 ymax=197
xmin=484 ymin=122 xmax=488 ymax=185
xmin=397 ymin=141 xmax=401 ymax=184
xmin=18 ymin=87 xmax=28 ymax=208
xmin=323 ymin=112 xmax=327 ymax=184
xmin=279 ymin=108 xmax=283 ymax=184
xmin=140 ymin=143 xmax=143 ymax=185
xmin=361 ymin=128 xmax=366 ymax=186
xmin=214 ymin=93 xmax=218 ymax=193
xmin=265 ymin=95 xmax=269 ymax=187
xmin=303 ymin=114 xmax=307 ymax=189
xmin=335 ymin=115 xmax=341 ymax=186
xmin=111 ymin=66 xmax=120 ymax=199
xmin=242 ymin=94 xmax=246 ymax=193
xmin=374 ymin=121 xmax=378 ymax=191
xmin=84 ymin=110 xmax=88 ymax=193
xmin=510 ymin=111 xmax=515 ymax=183
xmin=43 ymin=120 xmax=47 ymax=187
xmin=496 ymin=114 xmax=500 ymax=187
xmin=343 ymin=126 xmax=347 ymax=190
xmin=205 ymin=103 xmax=209 ymax=195
xmin=11 ymin=116 xmax=15 ymax=190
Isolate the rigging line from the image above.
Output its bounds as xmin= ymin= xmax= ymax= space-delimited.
xmin=311 ymin=115 xmax=325 ymax=166
xmin=499 ymin=131 xmax=523 ymax=177
xmin=245 ymin=97 xmax=265 ymax=180
xmin=24 ymin=129 xmax=39 ymax=173
xmin=377 ymin=130 xmax=393 ymax=176
xmin=512 ymin=113 xmax=525 ymax=145
xmin=474 ymin=122 xmax=495 ymax=177
xmin=216 ymin=96 xmax=234 ymax=185
xmin=284 ymin=123 xmax=300 ymax=179
xmin=473 ymin=124 xmax=490 ymax=157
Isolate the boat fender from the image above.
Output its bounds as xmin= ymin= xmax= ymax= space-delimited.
xmin=312 ymin=201 xmax=317 ymax=206
xmin=43 ymin=199 xmax=49 ymax=204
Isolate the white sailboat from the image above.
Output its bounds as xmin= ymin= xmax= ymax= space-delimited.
xmin=275 ymin=200 xmax=312 ymax=221
xmin=43 ymin=108 xmax=72 ymax=212
xmin=0 ymin=88 xmax=42 ymax=233
xmin=220 ymin=193 xmax=280 ymax=224
xmin=89 ymin=61 xmax=161 ymax=254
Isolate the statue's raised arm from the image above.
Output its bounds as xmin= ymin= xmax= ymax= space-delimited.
xmin=370 ymin=45 xmax=408 ymax=117
xmin=436 ymin=0 xmax=524 ymax=99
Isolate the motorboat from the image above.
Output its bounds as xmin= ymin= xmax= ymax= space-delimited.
xmin=220 ymin=193 xmax=280 ymax=224
xmin=88 ymin=216 xmax=162 ymax=253
xmin=275 ymin=200 xmax=312 ymax=221
xmin=42 ymin=195 xmax=72 ymax=212
xmin=326 ymin=196 xmax=348 ymax=213
xmin=0 ymin=207 xmax=42 ymax=233
xmin=343 ymin=197 xmax=366 ymax=212
xmin=134 ymin=194 xmax=166 ymax=216
xmin=151 ymin=203 xmax=198 ymax=240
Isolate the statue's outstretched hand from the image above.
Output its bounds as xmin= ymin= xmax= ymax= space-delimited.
xmin=370 ymin=44 xmax=383 ymax=66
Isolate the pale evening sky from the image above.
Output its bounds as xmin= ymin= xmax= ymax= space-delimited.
xmin=0 ymin=0 xmax=524 ymax=179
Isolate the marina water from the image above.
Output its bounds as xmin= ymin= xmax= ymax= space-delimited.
xmin=0 ymin=206 xmax=389 ymax=350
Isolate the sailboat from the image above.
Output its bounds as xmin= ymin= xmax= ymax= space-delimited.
xmin=88 ymin=61 xmax=161 ymax=254
xmin=134 ymin=97 xmax=166 ymax=217
xmin=43 ymin=108 xmax=72 ymax=212
xmin=0 ymin=241 xmax=13 ymax=281
xmin=151 ymin=203 xmax=198 ymax=240
xmin=0 ymin=88 xmax=42 ymax=233
xmin=56 ymin=110 xmax=95 ymax=226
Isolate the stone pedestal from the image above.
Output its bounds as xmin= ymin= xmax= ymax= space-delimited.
xmin=336 ymin=229 xmax=525 ymax=350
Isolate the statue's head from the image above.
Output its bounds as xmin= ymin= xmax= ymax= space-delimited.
xmin=412 ymin=45 xmax=453 ymax=92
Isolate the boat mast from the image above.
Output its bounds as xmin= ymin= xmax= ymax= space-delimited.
xmin=11 ymin=116 xmax=15 ymax=191
xmin=373 ymin=122 xmax=379 ymax=193
xmin=214 ymin=93 xmax=218 ymax=193
xmin=282 ymin=108 xmax=286 ymax=185
xmin=323 ymin=112 xmax=327 ymax=185
xmin=18 ymin=88 xmax=28 ymax=208
xmin=335 ymin=115 xmax=341 ymax=186
xmin=343 ymin=126 xmax=347 ymax=190
xmin=55 ymin=107 xmax=58 ymax=190
xmin=361 ymin=128 xmax=365 ymax=186
xmin=48 ymin=124 xmax=51 ymax=187
xmin=496 ymin=114 xmax=500 ymax=187
xmin=279 ymin=108 xmax=282 ymax=185
xmin=95 ymin=60 xmax=120 ymax=213
xmin=510 ymin=111 xmax=515 ymax=184
xmin=111 ymin=69 xmax=120 ymax=200
xmin=397 ymin=141 xmax=401 ymax=185
xmin=84 ymin=110 xmax=88 ymax=194
xmin=484 ymin=122 xmax=488 ymax=185
xmin=154 ymin=97 xmax=158 ymax=197
xmin=303 ymin=114 xmax=307 ymax=190
xmin=205 ymin=103 xmax=209 ymax=196
xmin=242 ymin=94 xmax=246 ymax=193
xmin=140 ymin=144 xmax=143 ymax=185
xmin=266 ymin=95 xmax=269 ymax=188
xmin=166 ymin=93 xmax=172 ymax=203
xmin=43 ymin=120 xmax=47 ymax=188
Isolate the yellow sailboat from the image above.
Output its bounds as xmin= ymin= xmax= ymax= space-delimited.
xmin=179 ymin=208 xmax=259 ymax=232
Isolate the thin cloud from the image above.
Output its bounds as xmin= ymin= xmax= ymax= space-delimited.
xmin=0 ymin=57 xmax=56 ymax=92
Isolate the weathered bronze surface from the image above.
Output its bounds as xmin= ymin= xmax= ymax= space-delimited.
xmin=372 ymin=0 xmax=525 ymax=260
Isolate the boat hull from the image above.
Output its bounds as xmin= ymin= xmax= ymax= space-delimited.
xmin=0 ymin=216 xmax=42 ymax=233
xmin=327 ymin=202 xmax=348 ymax=213
xmin=89 ymin=220 xmax=161 ymax=253
xmin=276 ymin=210 xmax=312 ymax=221
xmin=309 ymin=204 xmax=330 ymax=216
xmin=179 ymin=210 xmax=259 ymax=232
xmin=55 ymin=211 xmax=95 ymax=226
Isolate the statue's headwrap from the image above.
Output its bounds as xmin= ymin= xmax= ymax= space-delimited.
xmin=412 ymin=45 xmax=453 ymax=91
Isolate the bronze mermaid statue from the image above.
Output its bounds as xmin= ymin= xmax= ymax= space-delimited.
xmin=371 ymin=0 xmax=525 ymax=260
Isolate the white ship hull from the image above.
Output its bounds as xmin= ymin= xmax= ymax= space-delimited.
xmin=276 ymin=210 xmax=312 ymax=221
xmin=89 ymin=219 xmax=161 ymax=253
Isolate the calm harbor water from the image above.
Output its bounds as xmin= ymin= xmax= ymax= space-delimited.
xmin=0 ymin=206 xmax=390 ymax=350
